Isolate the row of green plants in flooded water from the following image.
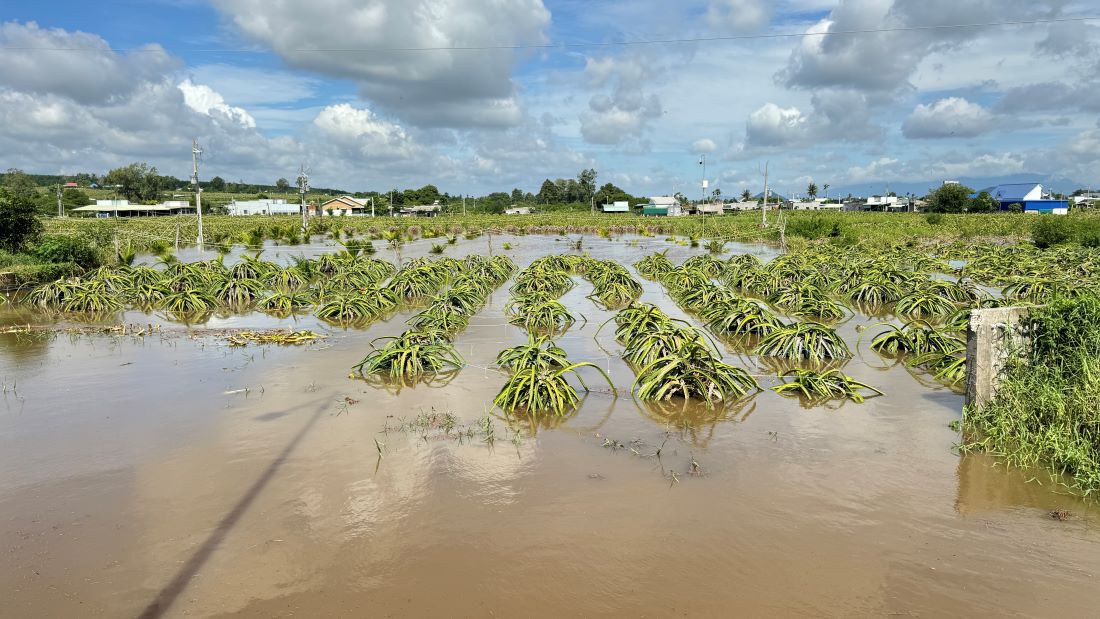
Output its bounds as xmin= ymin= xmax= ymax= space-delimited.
xmin=353 ymin=255 xmax=516 ymax=380
xmin=639 ymin=253 xmax=881 ymax=404
xmin=640 ymin=247 xmax=992 ymax=391
xmin=494 ymin=256 xmax=616 ymax=415
xmin=25 ymin=245 xmax=412 ymax=324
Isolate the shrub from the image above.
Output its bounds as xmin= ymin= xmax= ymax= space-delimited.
xmin=32 ymin=235 xmax=102 ymax=269
xmin=786 ymin=215 xmax=845 ymax=240
xmin=925 ymin=213 xmax=945 ymax=225
xmin=1031 ymin=216 xmax=1073 ymax=249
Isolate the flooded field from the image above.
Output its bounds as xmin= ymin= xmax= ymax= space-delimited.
xmin=2 ymin=234 xmax=1099 ymax=618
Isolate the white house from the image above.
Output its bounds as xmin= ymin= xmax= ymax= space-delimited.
xmin=319 ymin=195 xmax=370 ymax=216
xmin=72 ymin=199 xmax=195 ymax=217
xmin=792 ymin=200 xmax=842 ymax=211
xmin=724 ymin=201 xmax=757 ymax=212
xmin=864 ymin=195 xmax=900 ymax=210
xmin=643 ymin=196 xmax=682 ymax=216
xmin=504 ymin=206 xmax=533 ymax=215
xmin=226 ymin=198 xmax=300 ymax=216
xmin=600 ymin=200 xmax=630 ymax=213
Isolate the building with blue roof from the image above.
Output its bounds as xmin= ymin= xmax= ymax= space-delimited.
xmin=972 ymin=183 xmax=1069 ymax=214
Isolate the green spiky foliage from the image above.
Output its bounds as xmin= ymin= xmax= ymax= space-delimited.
xmin=841 ymin=278 xmax=905 ymax=307
xmin=354 ymin=329 xmax=463 ymax=377
xmin=768 ymin=283 xmax=848 ymax=321
xmin=682 ymin=254 xmax=724 ymax=278
xmin=511 ymin=267 xmax=574 ymax=297
xmin=908 ymin=350 xmax=967 ymax=385
xmin=316 ymin=293 xmax=382 ymax=323
xmin=409 ymin=301 xmax=471 ymax=336
xmin=230 ymin=254 xmax=278 ymax=281
xmin=612 ymin=303 xmax=676 ymax=342
xmin=622 ymin=322 xmax=709 ymax=367
xmin=386 ymin=260 xmax=449 ymax=299
xmin=495 ymin=333 xmax=570 ymax=372
xmin=585 ymin=260 xmax=643 ymax=309
xmin=633 ymin=341 xmax=760 ymax=405
xmin=127 ymin=266 xmax=166 ymax=288
xmin=29 ymin=278 xmax=83 ymax=308
xmin=270 ymin=266 xmax=313 ymax=292
xmin=634 ymin=251 xmax=673 ymax=279
xmin=509 ymin=297 xmax=575 ymax=333
xmin=60 ymin=280 xmax=124 ymax=313
xmin=754 ymin=321 xmax=851 ymax=362
xmin=673 ymin=282 xmax=735 ymax=312
xmin=699 ymin=297 xmax=782 ymax=337
xmin=660 ymin=267 xmax=711 ymax=295
xmin=214 ymin=278 xmax=265 ymax=307
xmin=772 ymin=369 xmax=883 ymax=403
xmin=866 ymin=320 xmax=963 ymax=356
xmin=127 ymin=283 xmax=169 ymax=308
xmin=256 ymin=290 xmax=314 ymax=315
xmin=493 ymin=362 xmax=615 ymax=415
xmin=895 ymin=291 xmax=958 ymax=320
xmin=160 ymin=288 xmax=216 ymax=315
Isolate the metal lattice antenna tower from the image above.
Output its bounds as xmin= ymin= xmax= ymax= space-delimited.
xmin=191 ymin=139 xmax=205 ymax=249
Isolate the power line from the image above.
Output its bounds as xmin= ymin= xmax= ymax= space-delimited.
xmin=3 ymin=16 xmax=1097 ymax=54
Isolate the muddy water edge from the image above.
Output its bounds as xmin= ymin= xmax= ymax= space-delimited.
xmin=1 ymin=234 xmax=1098 ymax=618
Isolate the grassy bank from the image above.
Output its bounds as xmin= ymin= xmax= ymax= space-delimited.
xmin=41 ymin=211 xmax=1100 ymax=255
xmin=963 ymin=296 xmax=1100 ymax=494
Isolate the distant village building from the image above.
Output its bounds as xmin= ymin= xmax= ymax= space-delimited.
xmin=864 ymin=195 xmax=900 ymax=210
xmin=72 ymin=199 xmax=195 ymax=218
xmin=399 ymin=204 xmax=442 ymax=217
xmin=641 ymin=196 xmax=682 ymax=216
xmin=504 ymin=206 xmax=533 ymax=215
xmin=226 ymin=198 xmax=300 ymax=216
xmin=600 ymin=201 xmax=630 ymax=213
xmin=791 ymin=199 xmax=841 ymax=211
xmin=724 ymin=201 xmax=757 ymax=212
xmin=318 ymin=195 xmax=370 ymax=216
xmin=982 ymin=183 xmax=1068 ymax=214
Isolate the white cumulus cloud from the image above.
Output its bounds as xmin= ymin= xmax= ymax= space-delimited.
xmin=902 ymin=97 xmax=995 ymax=139
xmin=178 ymin=80 xmax=256 ymax=128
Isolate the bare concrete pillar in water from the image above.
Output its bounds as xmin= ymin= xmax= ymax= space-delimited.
xmin=965 ymin=306 xmax=1032 ymax=408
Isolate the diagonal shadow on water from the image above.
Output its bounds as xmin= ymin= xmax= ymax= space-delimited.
xmin=137 ymin=401 xmax=329 ymax=619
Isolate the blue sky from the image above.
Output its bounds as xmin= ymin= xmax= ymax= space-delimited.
xmin=2 ymin=1 xmax=1098 ymax=196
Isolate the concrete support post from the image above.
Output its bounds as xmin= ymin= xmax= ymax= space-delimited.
xmin=965 ymin=306 xmax=1032 ymax=408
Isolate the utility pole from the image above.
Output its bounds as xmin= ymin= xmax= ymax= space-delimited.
xmin=389 ymin=191 xmax=393 ymax=217
xmin=699 ymin=155 xmax=707 ymax=206
xmin=370 ymin=196 xmax=375 ymax=217
xmin=191 ymin=138 xmax=204 ymax=249
xmin=761 ymin=161 xmax=770 ymax=228
xmin=297 ymin=164 xmax=309 ymax=233
xmin=56 ymin=183 xmax=63 ymax=218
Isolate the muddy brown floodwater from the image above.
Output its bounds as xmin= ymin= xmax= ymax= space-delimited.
xmin=1 ymin=234 xmax=1099 ymax=618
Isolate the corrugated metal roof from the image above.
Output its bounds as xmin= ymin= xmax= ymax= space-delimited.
xmin=988 ymin=183 xmax=1041 ymax=201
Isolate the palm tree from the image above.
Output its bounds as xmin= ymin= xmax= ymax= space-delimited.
xmin=823 ymin=183 xmax=830 ymax=201
xmin=807 ymin=182 xmax=818 ymax=200
xmin=741 ymin=189 xmax=752 ymax=202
